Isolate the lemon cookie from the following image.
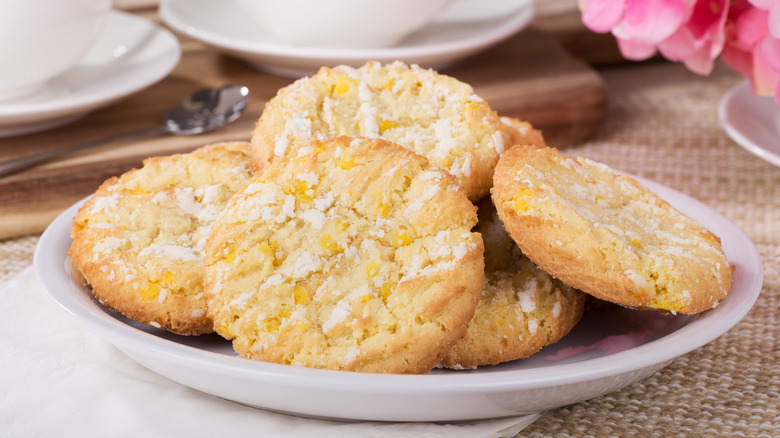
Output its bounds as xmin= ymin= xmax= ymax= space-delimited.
xmin=250 ymin=61 xmax=508 ymax=202
xmin=500 ymin=116 xmax=547 ymax=149
xmin=205 ymin=136 xmax=484 ymax=373
xmin=440 ymin=198 xmax=584 ymax=369
xmin=492 ymin=145 xmax=732 ymax=314
xmin=69 ymin=142 xmax=254 ymax=335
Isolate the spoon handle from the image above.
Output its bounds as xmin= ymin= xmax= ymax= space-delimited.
xmin=0 ymin=125 xmax=168 ymax=178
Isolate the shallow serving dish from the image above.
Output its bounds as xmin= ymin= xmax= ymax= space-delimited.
xmin=35 ymin=176 xmax=762 ymax=422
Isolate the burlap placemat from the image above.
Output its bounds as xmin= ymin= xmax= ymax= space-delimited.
xmin=0 ymin=235 xmax=37 ymax=283
xmin=2 ymin=61 xmax=777 ymax=436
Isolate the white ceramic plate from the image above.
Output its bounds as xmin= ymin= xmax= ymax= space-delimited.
xmin=718 ymin=80 xmax=780 ymax=167
xmin=158 ymin=0 xmax=534 ymax=77
xmin=34 ymin=177 xmax=762 ymax=422
xmin=0 ymin=11 xmax=180 ymax=138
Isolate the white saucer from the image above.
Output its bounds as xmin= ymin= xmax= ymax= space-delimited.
xmin=0 ymin=11 xmax=180 ymax=138
xmin=718 ymin=80 xmax=780 ymax=167
xmin=159 ymin=0 xmax=534 ymax=77
xmin=34 ymin=176 xmax=762 ymax=422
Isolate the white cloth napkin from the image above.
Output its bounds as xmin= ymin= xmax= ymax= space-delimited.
xmin=0 ymin=268 xmax=540 ymax=437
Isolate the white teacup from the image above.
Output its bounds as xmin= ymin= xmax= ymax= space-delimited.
xmin=235 ymin=0 xmax=454 ymax=48
xmin=0 ymin=0 xmax=112 ymax=101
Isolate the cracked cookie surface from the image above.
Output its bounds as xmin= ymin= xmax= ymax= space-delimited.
xmin=250 ymin=61 xmax=510 ymax=202
xmin=68 ymin=142 xmax=254 ymax=335
xmin=206 ymin=136 xmax=484 ymax=373
xmin=492 ymin=145 xmax=732 ymax=314
xmin=441 ymin=198 xmax=585 ymax=369
xmin=500 ymin=116 xmax=546 ymax=150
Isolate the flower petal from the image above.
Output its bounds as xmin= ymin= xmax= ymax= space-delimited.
xmin=734 ymin=7 xmax=770 ymax=48
xmin=748 ymin=0 xmax=780 ymax=38
xmin=686 ymin=0 xmax=729 ymax=40
xmin=657 ymin=0 xmax=728 ymax=74
xmin=751 ymin=43 xmax=780 ymax=95
xmin=759 ymin=36 xmax=780 ymax=71
xmin=659 ymin=27 xmax=698 ymax=61
xmin=682 ymin=46 xmax=717 ymax=75
xmin=581 ymin=0 xmax=627 ymax=33
xmin=613 ymin=0 xmax=690 ymax=45
xmin=617 ymin=37 xmax=658 ymax=60
xmin=748 ymin=0 xmax=773 ymax=10
xmin=769 ymin=4 xmax=780 ymax=39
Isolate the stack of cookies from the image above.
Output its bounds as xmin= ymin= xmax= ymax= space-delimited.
xmin=69 ymin=61 xmax=732 ymax=374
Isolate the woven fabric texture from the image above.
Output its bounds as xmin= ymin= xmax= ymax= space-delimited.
xmin=1 ymin=61 xmax=777 ymax=436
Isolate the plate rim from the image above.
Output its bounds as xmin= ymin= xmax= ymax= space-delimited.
xmin=33 ymin=175 xmax=763 ymax=401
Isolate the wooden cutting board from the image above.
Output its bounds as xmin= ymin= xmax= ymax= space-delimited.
xmin=0 ymin=24 xmax=606 ymax=240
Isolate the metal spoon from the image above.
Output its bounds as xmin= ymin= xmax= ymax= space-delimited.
xmin=0 ymin=84 xmax=250 ymax=178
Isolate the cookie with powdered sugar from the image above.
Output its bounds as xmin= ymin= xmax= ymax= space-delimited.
xmin=440 ymin=198 xmax=585 ymax=369
xmin=492 ymin=145 xmax=732 ymax=314
xmin=69 ymin=142 xmax=254 ymax=335
xmin=250 ymin=61 xmax=511 ymax=202
xmin=500 ymin=116 xmax=547 ymax=149
xmin=205 ymin=136 xmax=484 ymax=373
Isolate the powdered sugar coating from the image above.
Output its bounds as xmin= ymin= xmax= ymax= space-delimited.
xmin=206 ymin=137 xmax=484 ymax=373
xmin=250 ymin=61 xmax=510 ymax=201
xmin=68 ymin=142 xmax=254 ymax=335
xmin=492 ymin=145 xmax=732 ymax=314
xmin=440 ymin=198 xmax=585 ymax=369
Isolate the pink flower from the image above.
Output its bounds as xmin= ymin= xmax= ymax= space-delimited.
xmin=722 ymin=0 xmax=780 ymax=104
xmin=581 ymin=0 xmax=780 ymax=105
xmin=581 ymin=0 xmax=693 ymax=60
xmin=657 ymin=0 xmax=729 ymax=75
